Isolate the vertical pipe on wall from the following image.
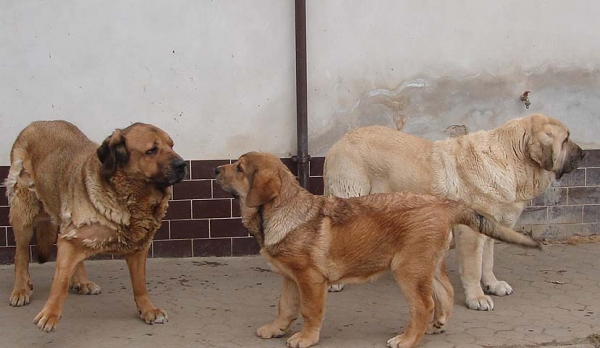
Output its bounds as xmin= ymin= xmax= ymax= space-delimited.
xmin=294 ymin=0 xmax=311 ymax=190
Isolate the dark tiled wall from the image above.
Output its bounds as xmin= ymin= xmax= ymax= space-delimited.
xmin=515 ymin=150 xmax=600 ymax=239
xmin=0 ymin=157 xmax=325 ymax=264
xmin=1 ymin=151 xmax=599 ymax=264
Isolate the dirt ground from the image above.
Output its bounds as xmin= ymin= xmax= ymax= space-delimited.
xmin=1 ymin=243 xmax=599 ymax=348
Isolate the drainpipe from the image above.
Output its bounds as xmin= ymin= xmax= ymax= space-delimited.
xmin=293 ymin=0 xmax=311 ymax=190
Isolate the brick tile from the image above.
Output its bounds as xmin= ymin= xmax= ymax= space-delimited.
xmin=309 ymin=176 xmax=324 ymax=195
xmin=517 ymin=206 xmax=547 ymax=225
xmin=531 ymin=188 xmax=567 ymax=206
xmin=170 ymin=220 xmax=209 ymax=239
xmin=153 ymin=240 xmax=192 ymax=258
xmin=232 ymin=200 xmax=241 ymax=217
xmin=192 ymin=199 xmax=231 ymax=219
xmin=0 ymin=246 xmax=15 ymax=265
xmin=210 ymin=218 xmax=247 ymax=238
xmin=583 ymin=205 xmax=600 ymax=223
xmin=580 ymin=149 xmax=600 ymax=168
xmin=193 ymin=238 xmax=231 ymax=257
xmin=0 ymin=166 xmax=9 ymax=185
xmin=0 ymin=186 xmax=7 ymax=206
xmin=569 ymin=187 xmax=600 ymax=205
xmin=154 ymin=222 xmax=170 ymax=240
xmin=552 ymin=169 xmax=585 ymax=187
xmin=0 ymin=206 xmax=9 ymax=226
xmin=213 ymin=180 xmax=234 ymax=199
xmin=164 ymin=200 xmax=191 ymax=220
xmin=172 ymin=180 xmax=211 ymax=200
xmin=191 ymin=160 xmax=230 ymax=180
xmin=232 ymin=237 xmax=260 ymax=256
xmin=586 ymin=168 xmax=600 ymax=186
xmin=310 ymin=157 xmax=325 ymax=176
xmin=280 ymin=158 xmax=298 ymax=175
xmin=548 ymin=206 xmax=582 ymax=224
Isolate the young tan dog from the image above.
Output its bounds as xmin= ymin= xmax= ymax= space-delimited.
xmin=215 ymin=152 xmax=540 ymax=348
xmin=5 ymin=120 xmax=186 ymax=332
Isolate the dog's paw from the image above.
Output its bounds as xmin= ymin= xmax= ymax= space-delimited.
xmin=69 ymin=281 xmax=102 ymax=295
xmin=286 ymin=331 xmax=319 ymax=348
xmin=34 ymin=309 xmax=61 ymax=332
xmin=9 ymin=287 xmax=33 ymax=307
xmin=139 ymin=307 xmax=168 ymax=324
xmin=465 ymin=294 xmax=494 ymax=311
xmin=386 ymin=333 xmax=415 ymax=348
xmin=256 ymin=322 xmax=287 ymax=338
xmin=484 ymin=280 xmax=513 ymax=296
xmin=426 ymin=319 xmax=447 ymax=334
xmin=327 ymin=284 xmax=345 ymax=292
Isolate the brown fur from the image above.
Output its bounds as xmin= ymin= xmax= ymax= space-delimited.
xmin=324 ymin=113 xmax=584 ymax=310
xmin=4 ymin=120 xmax=186 ymax=332
xmin=215 ymin=152 xmax=539 ymax=348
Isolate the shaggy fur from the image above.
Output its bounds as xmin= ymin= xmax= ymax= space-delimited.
xmin=5 ymin=120 xmax=186 ymax=331
xmin=215 ymin=152 xmax=540 ymax=348
xmin=324 ymin=113 xmax=584 ymax=310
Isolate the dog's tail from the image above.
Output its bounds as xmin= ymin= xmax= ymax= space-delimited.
xmin=454 ymin=206 xmax=541 ymax=249
xmin=35 ymin=221 xmax=58 ymax=264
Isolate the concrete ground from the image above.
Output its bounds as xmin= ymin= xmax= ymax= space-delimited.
xmin=0 ymin=243 xmax=599 ymax=348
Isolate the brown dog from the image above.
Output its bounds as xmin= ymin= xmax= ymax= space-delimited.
xmin=324 ymin=113 xmax=584 ymax=310
xmin=215 ymin=152 xmax=540 ymax=348
xmin=5 ymin=120 xmax=186 ymax=332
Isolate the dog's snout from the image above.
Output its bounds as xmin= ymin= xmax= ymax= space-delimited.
xmin=173 ymin=159 xmax=187 ymax=172
xmin=215 ymin=167 xmax=222 ymax=175
xmin=581 ymin=150 xmax=586 ymax=159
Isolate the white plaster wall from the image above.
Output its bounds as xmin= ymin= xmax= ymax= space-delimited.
xmin=1 ymin=0 xmax=599 ymax=165
xmin=307 ymin=0 xmax=600 ymax=154
xmin=0 ymin=0 xmax=296 ymax=165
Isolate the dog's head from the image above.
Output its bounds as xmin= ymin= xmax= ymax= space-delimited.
xmin=523 ymin=114 xmax=585 ymax=179
xmin=97 ymin=123 xmax=187 ymax=187
xmin=214 ymin=152 xmax=284 ymax=208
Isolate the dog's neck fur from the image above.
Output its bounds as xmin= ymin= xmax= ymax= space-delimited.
xmin=433 ymin=123 xmax=553 ymax=205
xmin=85 ymin=160 xmax=170 ymax=249
xmin=242 ymin=170 xmax=322 ymax=248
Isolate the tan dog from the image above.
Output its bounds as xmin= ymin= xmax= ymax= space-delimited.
xmin=215 ymin=152 xmax=540 ymax=348
xmin=5 ymin=120 xmax=186 ymax=331
xmin=324 ymin=113 xmax=584 ymax=310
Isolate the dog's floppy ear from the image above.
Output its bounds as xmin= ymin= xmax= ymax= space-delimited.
xmin=528 ymin=132 xmax=554 ymax=172
xmin=97 ymin=130 xmax=129 ymax=179
xmin=246 ymin=168 xmax=281 ymax=208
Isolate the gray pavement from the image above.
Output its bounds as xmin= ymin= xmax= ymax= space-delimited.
xmin=0 ymin=242 xmax=599 ymax=348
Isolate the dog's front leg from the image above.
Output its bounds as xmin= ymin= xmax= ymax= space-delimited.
xmin=481 ymin=238 xmax=513 ymax=296
xmin=125 ymin=247 xmax=167 ymax=324
xmin=286 ymin=278 xmax=327 ymax=348
xmin=454 ymin=225 xmax=494 ymax=311
xmin=34 ymin=239 xmax=87 ymax=332
xmin=257 ymin=277 xmax=300 ymax=339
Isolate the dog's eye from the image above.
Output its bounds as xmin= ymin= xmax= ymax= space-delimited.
xmin=146 ymin=147 xmax=158 ymax=156
xmin=236 ymin=164 xmax=243 ymax=173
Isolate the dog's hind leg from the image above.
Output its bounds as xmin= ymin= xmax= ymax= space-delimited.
xmin=427 ymin=257 xmax=454 ymax=334
xmin=8 ymin=173 xmax=41 ymax=307
xmin=70 ymin=261 xmax=102 ymax=295
xmin=387 ymin=256 xmax=434 ymax=348
xmin=256 ymin=277 xmax=300 ymax=339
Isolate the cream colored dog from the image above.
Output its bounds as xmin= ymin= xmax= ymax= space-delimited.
xmin=324 ymin=113 xmax=584 ymax=311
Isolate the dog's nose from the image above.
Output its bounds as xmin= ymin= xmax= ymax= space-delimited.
xmin=214 ymin=167 xmax=222 ymax=175
xmin=581 ymin=151 xmax=586 ymax=159
xmin=173 ymin=159 xmax=187 ymax=175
